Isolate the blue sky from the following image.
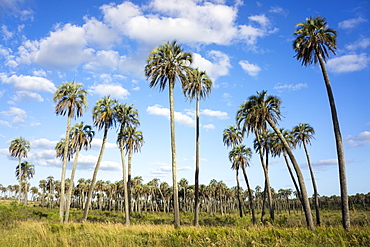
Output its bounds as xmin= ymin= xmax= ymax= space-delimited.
xmin=0 ymin=0 xmax=369 ymax=197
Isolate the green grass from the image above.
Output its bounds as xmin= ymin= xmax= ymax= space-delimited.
xmin=0 ymin=201 xmax=369 ymax=246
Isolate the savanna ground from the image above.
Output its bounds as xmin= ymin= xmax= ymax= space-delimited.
xmin=0 ymin=201 xmax=369 ymax=247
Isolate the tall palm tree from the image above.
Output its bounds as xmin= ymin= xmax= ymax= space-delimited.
xmin=293 ymin=123 xmax=320 ymax=225
xmin=9 ymin=136 xmax=30 ymax=204
xmin=53 ymin=80 xmax=87 ymax=223
xmin=116 ymin=103 xmax=140 ymax=226
xmin=145 ymin=40 xmax=193 ymax=228
xmin=223 ymin=125 xmax=244 ymax=148
xmin=15 ymin=161 xmax=35 ymax=204
xmin=122 ymin=125 xmax=144 ymax=215
xmin=293 ymin=16 xmax=349 ymax=230
xmin=183 ymin=68 xmax=212 ymax=226
xmin=83 ymin=96 xmax=118 ymax=221
xmin=236 ymin=91 xmax=314 ymax=230
xmin=65 ymin=122 xmax=94 ymax=222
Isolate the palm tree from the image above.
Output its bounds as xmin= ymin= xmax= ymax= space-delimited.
xmin=236 ymin=91 xmax=314 ymax=230
xmin=145 ymin=40 xmax=193 ymax=228
xmin=293 ymin=16 xmax=349 ymax=230
xmin=53 ymin=80 xmax=87 ymax=223
xmin=122 ymin=125 xmax=144 ymax=215
xmin=183 ymin=68 xmax=212 ymax=226
xmin=293 ymin=123 xmax=320 ymax=226
xmin=116 ymin=103 xmax=140 ymax=226
xmin=9 ymin=136 xmax=30 ymax=204
xmin=83 ymin=96 xmax=118 ymax=221
xmin=15 ymin=161 xmax=35 ymax=204
xmin=65 ymin=122 xmax=94 ymax=223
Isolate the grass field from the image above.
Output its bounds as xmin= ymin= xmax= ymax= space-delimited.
xmin=0 ymin=201 xmax=369 ymax=246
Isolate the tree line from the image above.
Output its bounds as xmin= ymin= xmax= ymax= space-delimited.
xmin=7 ymin=16 xmax=350 ymax=231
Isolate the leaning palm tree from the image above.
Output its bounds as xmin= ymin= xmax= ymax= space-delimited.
xmin=53 ymin=80 xmax=87 ymax=223
xmin=145 ymin=40 xmax=193 ymax=228
xmin=15 ymin=161 xmax=35 ymax=204
xmin=183 ymin=68 xmax=212 ymax=226
xmin=293 ymin=123 xmax=320 ymax=226
xmin=9 ymin=136 xmax=30 ymax=204
xmin=116 ymin=103 xmax=140 ymax=226
xmin=236 ymin=91 xmax=314 ymax=230
xmin=293 ymin=16 xmax=349 ymax=230
xmin=65 ymin=122 xmax=94 ymax=223
xmin=83 ymin=96 xmax=118 ymax=221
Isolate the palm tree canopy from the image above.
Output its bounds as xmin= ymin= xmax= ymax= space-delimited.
xmin=270 ymin=128 xmax=296 ymax=157
xmin=53 ymin=80 xmax=88 ymax=119
xmin=15 ymin=161 xmax=35 ymax=181
xmin=145 ymin=40 xmax=193 ymax=91
xmin=118 ymin=126 xmax=144 ymax=153
xmin=223 ymin=125 xmax=244 ymax=148
xmin=115 ymin=103 xmax=140 ymax=129
xmin=55 ymin=138 xmax=75 ymax=162
xmin=253 ymin=130 xmax=273 ymax=155
xmin=293 ymin=16 xmax=337 ymax=66
xmin=229 ymin=145 xmax=253 ymax=171
xmin=292 ymin=123 xmax=315 ymax=147
xmin=236 ymin=91 xmax=282 ymax=136
xmin=70 ymin=122 xmax=95 ymax=151
xmin=9 ymin=137 xmax=30 ymax=159
xmin=183 ymin=68 xmax=212 ymax=102
xmin=92 ymin=96 xmax=119 ymax=131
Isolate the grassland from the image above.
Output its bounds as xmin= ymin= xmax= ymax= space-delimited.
xmin=0 ymin=201 xmax=369 ymax=246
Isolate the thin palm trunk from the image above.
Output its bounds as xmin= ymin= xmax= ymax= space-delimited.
xmin=65 ymin=149 xmax=80 ymax=223
xmin=283 ymin=151 xmax=302 ymax=204
xmin=267 ymin=119 xmax=314 ymax=230
xmin=60 ymin=115 xmax=71 ymax=223
xmin=119 ymin=142 xmax=130 ymax=225
xmin=169 ymin=82 xmax=180 ymax=228
xmin=83 ymin=126 xmax=108 ymax=221
xmin=127 ymin=150 xmax=133 ymax=215
xmin=241 ymin=166 xmax=256 ymax=225
xmin=194 ymin=96 xmax=200 ymax=226
xmin=303 ymin=141 xmax=320 ymax=226
xmin=318 ymin=53 xmax=349 ymax=230
xmin=235 ymin=169 xmax=243 ymax=217
xmin=18 ymin=157 xmax=21 ymax=204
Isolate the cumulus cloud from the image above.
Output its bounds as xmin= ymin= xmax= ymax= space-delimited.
xmin=83 ymin=50 xmax=124 ymax=72
xmin=192 ymin=51 xmax=231 ymax=81
xmin=346 ymin=131 xmax=370 ymax=147
xmin=12 ymin=91 xmax=44 ymax=102
xmin=203 ymin=123 xmax=215 ymax=130
xmin=89 ymin=83 xmax=130 ymax=99
xmin=0 ymin=106 xmax=27 ymax=124
xmin=147 ymin=104 xmax=195 ymax=127
xmin=339 ymin=17 xmax=367 ymax=29
xmin=273 ymin=83 xmax=308 ymax=92
xmin=327 ymin=53 xmax=369 ymax=73
xmin=346 ymin=37 xmax=370 ymax=50
xmin=239 ymin=60 xmax=261 ymax=76
xmin=1 ymin=74 xmax=56 ymax=92
xmin=201 ymin=109 xmax=229 ymax=119
xmin=91 ymin=138 xmax=117 ymax=151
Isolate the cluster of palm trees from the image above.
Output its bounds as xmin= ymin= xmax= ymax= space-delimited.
xmin=6 ymin=15 xmax=349 ymax=231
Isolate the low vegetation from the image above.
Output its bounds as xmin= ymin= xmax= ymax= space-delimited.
xmin=0 ymin=201 xmax=369 ymax=246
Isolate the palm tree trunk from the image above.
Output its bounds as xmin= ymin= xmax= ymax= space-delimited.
xmin=60 ymin=115 xmax=72 ymax=223
xmin=169 ymin=83 xmax=180 ymax=228
xmin=65 ymin=149 xmax=79 ymax=223
xmin=303 ymin=141 xmax=321 ymax=226
xmin=267 ymin=119 xmax=314 ymax=230
xmin=193 ymin=96 xmax=200 ymax=226
xmin=236 ymin=169 xmax=243 ymax=217
xmin=318 ymin=53 xmax=349 ymax=231
xmin=127 ymin=150 xmax=133 ymax=215
xmin=283 ymin=151 xmax=302 ymax=204
xmin=83 ymin=126 xmax=108 ymax=222
xmin=119 ymin=142 xmax=130 ymax=226
xmin=241 ymin=166 xmax=256 ymax=225
xmin=18 ymin=157 xmax=21 ymax=204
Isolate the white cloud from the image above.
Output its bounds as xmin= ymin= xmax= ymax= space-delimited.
xmin=346 ymin=131 xmax=370 ymax=147
xmin=239 ymin=60 xmax=261 ymax=76
xmin=203 ymin=124 xmax=215 ymax=130
xmin=0 ymin=106 xmax=27 ymax=124
xmin=146 ymin=104 xmax=195 ymax=127
xmin=91 ymin=138 xmax=117 ymax=150
xmin=201 ymin=109 xmax=229 ymax=119
xmin=346 ymin=37 xmax=370 ymax=50
xmin=1 ymin=25 xmax=13 ymax=40
xmin=1 ymin=74 xmax=56 ymax=92
xmin=192 ymin=50 xmax=231 ymax=81
xmin=274 ymin=83 xmax=308 ymax=92
xmin=12 ymin=91 xmax=44 ymax=102
xmin=339 ymin=17 xmax=367 ymax=29
xmin=90 ymin=83 xmax=130 ymax=99
xmin=83 ymin=17 xmax=119 ymax=49
xmin=327 ymin=53 xmax=369 ymax=73
xmin=84 ymin=50 xmax=124 ymax=72
xmin=31 ymin=138 xmax=58 ymax=150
